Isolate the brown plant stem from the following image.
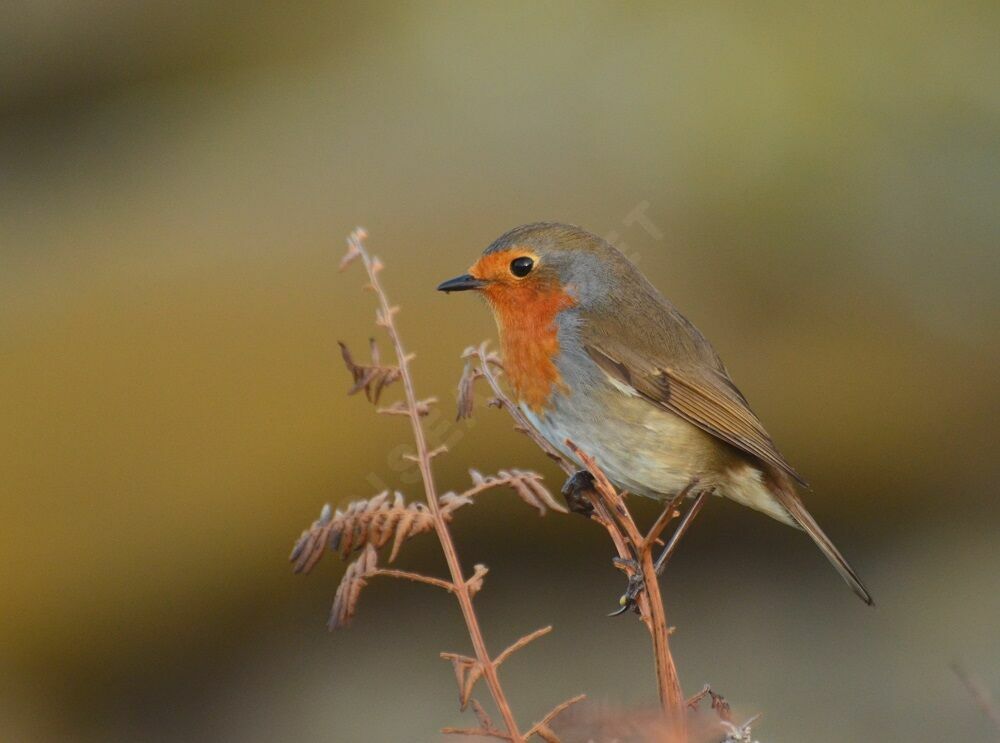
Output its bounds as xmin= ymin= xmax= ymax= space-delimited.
xmin=350 ymin=233 xmax=525 ymax=742
xmin=567 ymin=443 xmax=686 ymax=735
xmin=468 ymin=345 xmax=689 ymax=738
xmin=525 ymin=694 xmax=587 ymax=740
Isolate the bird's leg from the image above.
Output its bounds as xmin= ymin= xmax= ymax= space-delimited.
xmin=560 ymin=469 xmax=596 ymax=516
xmin=652 ymin=488 xmax=710 ymax=576
xmin=610 ymin=483 xmax=710 ymax=617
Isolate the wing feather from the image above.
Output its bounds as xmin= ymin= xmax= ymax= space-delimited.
xmin=584 ymin=342 xmax=808 ymax=487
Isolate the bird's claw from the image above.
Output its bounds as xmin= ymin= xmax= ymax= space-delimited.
xmin=560 ymin=470 xmax=596 ymax=516
xmin=607 ymin=597 xmax=631 ymax=617
xmin=608 ymin=557 xmax=645 ymax=617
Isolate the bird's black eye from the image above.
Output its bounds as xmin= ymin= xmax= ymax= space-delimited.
xmin=510 ymin=256 xmax=534 ymax=277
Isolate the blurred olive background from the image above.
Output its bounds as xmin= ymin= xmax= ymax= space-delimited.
xmin=2 ymin=2 xmax=998 ymax=741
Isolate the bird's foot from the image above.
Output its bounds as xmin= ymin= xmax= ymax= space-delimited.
xmin=608 ymin=557 xmax=645 ymax=617
xmin=560 ymin=470 xmax=596 ymax=516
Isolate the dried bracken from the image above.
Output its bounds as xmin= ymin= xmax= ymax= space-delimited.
xmin=443 ymin=693 xmax=586 ymax=743
xmin=689 ymin=686 xmax=732 ymax=720
xmin=461 ymin=469 xmax=567 ymax=515
xmin=292 ymin=229 xmax=583 ymax=742
xmin=442 ymin=627 xmax=554 ymax=712
xmin=290 ymin=467 xmax=564 ymax=576
xmin=525 ymin=694 xmax=588 ymax=741
xmin=456 ymin=359 xmax=479 ymax=420
xmin=327 ymin=543 xmax=459 ymax=629
xmin=329 ymin=543 xmax=378 ymax=629
xmin=338 ymin=338 xmax=400 ymax=404
xmin=290 ymin=490 xmax=461 ymax=570
xmin=434 ymin=623 xmax=587 ymax=740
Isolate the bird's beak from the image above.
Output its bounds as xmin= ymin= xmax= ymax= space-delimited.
xmin=436 ymin=274 xmax=487 ymax=293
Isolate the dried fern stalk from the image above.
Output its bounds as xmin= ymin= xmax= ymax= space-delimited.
xmin=292 ymin=229 xmax=586 ymax=742
xmin=342 ymin=229 xmax=527 ymax=738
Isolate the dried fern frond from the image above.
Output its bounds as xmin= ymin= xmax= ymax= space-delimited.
xmin=470 ymin=699 xmax=497 ymax=732
xmin=463 ymin=469 xmax=567 ymax=515
xmin=441 ymin=698 xmax=514 ymax=742
xmin=291 ymin=490 xmax=468 ymax=573
xmin=465 ymin=564 xmax=489 ymax=597
xmin=329 ymin=544 xmax=378 ymax=629
xmin=290 ymin=489 xmax=476 ymax=572
xmin=339 ymin=227 xmax=367 ymax=271
xmin=441 ymin=626 xmax=554 ymax=713
xmin=456 ymin=360 xmax=479 ymax=420
xmin=378 ymin=397 xmax=436 ymax=418
xmin=441 ymin=651 xmax=484 ymax=711
xmin=457 ymin=343 xmax=505 ymax=420
xmin=338 ymin=338 xmax=400 ymax=404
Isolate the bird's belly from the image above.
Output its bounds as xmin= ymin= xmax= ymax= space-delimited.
xmin=521 ymin=389 xmax=726 ymax=500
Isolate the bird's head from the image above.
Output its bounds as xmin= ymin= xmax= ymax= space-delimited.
xmin=438 ymin=222 xmax=637 ymax=408
xmin=437 ymin=222 xmax=634 ymax=318
xmin=438 ymin=222 xmax=651 ymax=410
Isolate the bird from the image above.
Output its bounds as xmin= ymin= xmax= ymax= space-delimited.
xmin=437 ymin=222 xmax=873 ymax=605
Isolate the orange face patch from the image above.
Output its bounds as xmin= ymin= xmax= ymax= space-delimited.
xmin=469 ymin=249 xmax=575 ymax=411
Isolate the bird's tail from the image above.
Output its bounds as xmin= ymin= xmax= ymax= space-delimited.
xmin=768 ymin=469 xmax=875 ymax=606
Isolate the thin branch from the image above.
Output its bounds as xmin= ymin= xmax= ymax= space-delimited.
xmin=441 ymin=727 xmax=511 ymax=740
xmin=471 ymin=698 xmax=496 ymax=731
xmin=373 ymin=568 xmax=455 ymax=593
xmin=459 ymin=469 xmax=567 ymax=515
xmin=441 ymin=625 xmax=553 ymax=712
xmin=440 ymin=651 xmax=479 ymax=707
xmin=531 ymin=726 xmax=560 ymax=743
xmin=568 ymin=442 xmax=644 ymax=548
xmin=466 ymin=564 xmax=489 ymax=597
xmin=494 ymin=626 xmax=553 ymax=668
xmin=642 ymin=486 xmax=691 ymax=555
xmin=687 ymin=684 xmax=733 ymax=722
xmin=525 ymin=694 xmax=587 ymax=740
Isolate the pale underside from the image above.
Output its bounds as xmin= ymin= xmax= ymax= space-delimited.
xmin=521 ymin=370 xmax=797 ymax=526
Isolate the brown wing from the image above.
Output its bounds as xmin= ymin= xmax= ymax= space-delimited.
xmin=584 ymin=341 xmax=808 ymax=487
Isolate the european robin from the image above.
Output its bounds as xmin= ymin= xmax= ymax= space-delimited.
xmin=438 ymin=222 xmax=873 ymax=605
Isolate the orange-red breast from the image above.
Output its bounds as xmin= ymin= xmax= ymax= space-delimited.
xmin=438 ymin=222 xmax=873 ymax=604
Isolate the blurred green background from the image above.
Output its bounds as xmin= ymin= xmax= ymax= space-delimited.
xmin=2 ymin=2 xmax=998 ymax=741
